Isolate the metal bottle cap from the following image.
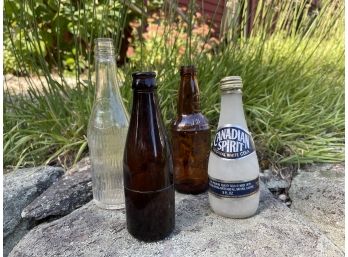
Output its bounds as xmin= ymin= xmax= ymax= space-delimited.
xmin=220 ymin=76 xmax=243 ymax=92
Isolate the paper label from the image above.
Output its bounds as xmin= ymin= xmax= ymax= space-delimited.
xmin=212 ymin=126 xmax=255 ymax=159
xmin=209 ymin=176 xmax=259 ymax=198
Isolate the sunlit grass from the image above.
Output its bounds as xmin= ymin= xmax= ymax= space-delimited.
xmin=3 ymin=0 xmax=344 ymax=168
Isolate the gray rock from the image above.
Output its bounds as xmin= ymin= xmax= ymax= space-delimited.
xmin=21 ymin=169 xmax=93 ymax=222
xmin=10 ymin=183 xmax=343 ymax=257
xmin=3 ymin=220 xmax=29 ymax=257
xmin=4 ymin=166 xmax=64 ymax=256
xmin=65 ymin=156 xmax=91 ymax=176
xmin=260 ymin=169 xmax=290 ymax=191
xmin=289 ymin=163 xmax=345 ymax=251
xmin=278 ymin=194 xmax=287 ymax=201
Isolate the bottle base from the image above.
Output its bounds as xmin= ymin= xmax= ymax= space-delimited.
xmin=129 ymin=231 xmax=173 ymax=242
xmin=94 ymin=199 xmax=125 ymax=210
xmin=211 ymin=208 xmax=258 ymax=219
xmin=208 ymin=191 xmax=260 ymax=219
xmin=125 ymin=185 xmax=175 ymax=242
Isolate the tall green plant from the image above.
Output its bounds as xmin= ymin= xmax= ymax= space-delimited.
xmin=4 ymin=0 xmax=135 ymax=168
xmin=4 ymin=0 xmax=344 ymax=169
xmin=4 ymin=0 xmax=138 ymax=74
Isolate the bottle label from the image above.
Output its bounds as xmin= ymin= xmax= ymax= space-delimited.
xmin=212 ymin=126 xmax=255 ymax=159
xmin=209 ymin=176 xmax=259 ymax=198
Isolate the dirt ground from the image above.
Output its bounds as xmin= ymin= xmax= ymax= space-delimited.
xmin=3 ymin=74 xmax=87 ymax=95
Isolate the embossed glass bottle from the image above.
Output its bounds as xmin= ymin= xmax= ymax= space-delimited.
xmin=208 ymin=76 xmax=260 ymax=218
xmin=87 ymin=38 xmax=129 ymax=210
xmin=171 ymin=65 xmax=210 ymax=194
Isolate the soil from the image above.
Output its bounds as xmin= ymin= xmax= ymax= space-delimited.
xmin=4 ymin=74 xmax=88 ymax=95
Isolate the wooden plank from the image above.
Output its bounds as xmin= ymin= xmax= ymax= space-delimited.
xmin=178 ymin=0 xmax=225 ymax=13
xmin=247 ymin=0 xmax=259 ymax=36
xmin=177 ymin=0 xmax=226 ymax=35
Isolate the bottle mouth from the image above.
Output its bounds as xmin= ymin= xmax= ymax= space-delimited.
xmin=132 ymin=71 xmax=156 ymax=79
xmin=180 ymin=65 xmax=196 ymax=75
xmin=220 ymin=76 xmax=243 ymax=92
xmin=94 ymin=38 xmax=115 ymax=58
xmin=132 ymin=71 xmax=157 ymax=90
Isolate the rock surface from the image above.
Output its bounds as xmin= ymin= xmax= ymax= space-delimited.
xmin=4 ymin=166 xmax=64 ymax=257
xmin=10 ymin=183 xmax=343 ymax=257
xmin=260 ymin=169 xmax=290 ymax=192
xmin=65 ymin=156 xmax=91 ymax=175
xmin=289 ymin=163 xmax=345 ymax=251
xmin=21 ymin=169 xmax=92 ymax=222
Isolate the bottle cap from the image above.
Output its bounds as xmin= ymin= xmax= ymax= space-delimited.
xmin=220 ymin=76 xmax=243 ymax=91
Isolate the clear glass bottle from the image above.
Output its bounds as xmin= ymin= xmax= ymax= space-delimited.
xmin=87 ymin=38 xmax=129 ymax=210
xmin=208 ymin=76 xmax=260 ymax=218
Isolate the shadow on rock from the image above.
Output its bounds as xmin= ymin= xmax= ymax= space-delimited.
xmin=173 ymin=193 xmax=210 ymax=236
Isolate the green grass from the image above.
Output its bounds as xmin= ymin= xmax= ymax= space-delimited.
xmin=3 ymin=0 xmax=344 ymax=169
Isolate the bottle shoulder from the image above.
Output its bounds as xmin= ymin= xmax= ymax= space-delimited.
xmin=216 ymin=121 xmax=249 ymax=131
xmin=208 ymin=152 xmax=260 ymax=179
xmin=88 ymin=97 xmax=129 ymax=129
xmin=217 ymin=114 xmax=249 ymax=130
xmin=172 ymin=113 xmax=210 ymax=131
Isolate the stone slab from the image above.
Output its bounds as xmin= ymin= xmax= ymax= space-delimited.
xmin=289 ymin=163 xmax=345 ymax=251
xmin=9 ymin=182 xmax=343 ymax=257
xmin=21 ymin=169 xmax=92 ymax=222
xmin=3 ymin=166 xmax=64 ymax=256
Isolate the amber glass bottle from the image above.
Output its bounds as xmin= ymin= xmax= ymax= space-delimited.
xmin=123 ymin=71 xmax=175 ymax=242
xmin=171 ymin=65 xmax=211 ymax=194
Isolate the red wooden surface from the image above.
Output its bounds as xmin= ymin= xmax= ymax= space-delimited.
xmin=176 ymin=0 xmax=322 ymax=38
xmin=247 ymin=0 xmax=258 ymax=36
xmin=178 ymin=0 xmax=226 ymax=35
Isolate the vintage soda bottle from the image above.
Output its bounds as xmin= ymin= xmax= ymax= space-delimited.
xmin=123 ymin=71 xmax=175 ymax=241
xmin=171 ymin=65 xmax=210 ymax=194
xmin=87 ymin=38 xmax=129 ymax=210
xmin=208 ymin=76 xmax=260 ymax=218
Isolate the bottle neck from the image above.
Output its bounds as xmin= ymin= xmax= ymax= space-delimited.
xmin=219 ymin=91 xmax=247 ymax=128
xmin=130 ymin=73 xmax=159 ymax=129
xmin=177 ymin=74 xmax=200 ymax=115
xmin=130 ymin=89 xmax=167 ymax=159
xmin=131 ymin=90 xmax=159 ymax=119
xmin=95 ymin=58 xmax=120 ymax=100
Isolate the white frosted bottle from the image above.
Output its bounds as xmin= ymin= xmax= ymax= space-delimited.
xmin=208 ymin=76 xmax=260 ymax=218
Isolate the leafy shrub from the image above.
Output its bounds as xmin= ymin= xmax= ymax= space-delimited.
xmin=127 ymin=10 xmax=220 ymax=67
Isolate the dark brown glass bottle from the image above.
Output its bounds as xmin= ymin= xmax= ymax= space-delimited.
xmin=171 ymin=66 xmax=211 ymax=194
xmin=123 ymin=71 xmax=175 ymax=242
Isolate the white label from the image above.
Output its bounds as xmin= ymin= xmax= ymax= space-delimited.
xmin=212 ymin=126 xmax=255 ymax=159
